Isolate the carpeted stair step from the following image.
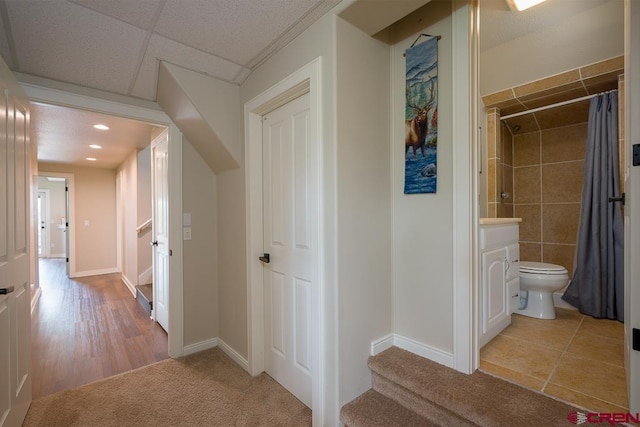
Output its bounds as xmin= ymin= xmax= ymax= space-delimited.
xmin=368 ymin=346 xmax=589 ymax=427
xmin=340 ymin=389 xmax=439 ymax=427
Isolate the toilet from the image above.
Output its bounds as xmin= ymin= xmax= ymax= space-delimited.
xmin=517 ymin=261 xmax=569 ymax=319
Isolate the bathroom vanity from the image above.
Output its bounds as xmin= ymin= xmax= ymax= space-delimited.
xmin=479 ymin=218 xmax=521 ymax=348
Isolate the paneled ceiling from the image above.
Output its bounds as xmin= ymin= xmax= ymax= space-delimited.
xmin=0 ymin=0 xmax=339 ymax=168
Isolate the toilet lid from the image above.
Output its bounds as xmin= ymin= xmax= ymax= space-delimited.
xmin=520 ymin=261 xmax=568 ymax=275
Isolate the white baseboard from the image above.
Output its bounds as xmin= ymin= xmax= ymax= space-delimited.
xmin=138 ymin=266 xmax=152 ymax=286
xmin=371 ymin=333 xmax=454 ymax=369
xmin=183 ymin=338 xmax=218 ymax=356
xmin=31 ymin=286 xmax=42 ymax=315
xmin=120 ymin=274 xmax=137 ymax=297
xmin=218 ymin=338 xmax=250 ymax=372
xmin=73 ymin=267 xmax=119 ymax=278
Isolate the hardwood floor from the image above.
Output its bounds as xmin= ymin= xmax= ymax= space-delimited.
xmin=32 ymin=258 xmax=168 ymax=398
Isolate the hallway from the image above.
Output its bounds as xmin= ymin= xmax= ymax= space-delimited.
xmin=32 ymin=258 xmax=168 ymax=398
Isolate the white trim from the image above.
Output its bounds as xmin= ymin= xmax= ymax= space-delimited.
xmin=218 ymin=338 xmax=250 ymax=372
xmin=452 ymin=0 xmax=476 ymax=375
xmin=39 ymin=172 xmax=75 ymax=277
xmin=27 ymin=83 xmax=184 ymax=360
xmin=245 ymin=57 xmax=330 ymax=426
xmin=30 ymin=287 xmax=42 ymax=315
xmin=37 ymin=189 xmax=51 ymax=258
xmin=138 ymin=265 xmax=153 ymax=285
xmin=74 ymin=267 xmax=120 ymax=278
xmin=371 ymin=334 xmax=394 ymax=356
xmin=183 ymin=337 xmax=218 ymax=356
xmin=371 ymin=334 xmax=455 ymax=368
xmin=120 ymin=274 xmax=137 ymax=297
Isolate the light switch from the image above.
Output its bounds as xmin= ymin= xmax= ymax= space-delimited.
xmin=183 ymin=212 xmax=191 ymax=226
xmin=183 ymin=227 xmax=192 ymax=241
xmin=84 ymin=219 xmax=90 ymax=227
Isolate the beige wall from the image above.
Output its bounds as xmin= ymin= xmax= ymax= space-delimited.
xmin=182 ymin=138 xmax=218 ymax=346
xmin=391 ymin=0 xmax=455 ymax=353
xmin=119 ymin=150 xmax=138 ymax=287
xmin=137 ymin=145 xmax=152 ymax=282
xmin=37 ymin=176 xmax=66 ymax=257
xmin=39 ymin=163 xmax=117 ymax=275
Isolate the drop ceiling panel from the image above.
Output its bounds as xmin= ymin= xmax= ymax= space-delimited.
xmin=70 ymin=0 xmax=165 ymax=30
xmin=7 ymin=0 xmax=147 ymax=94
xmin=130 ymin=33 xmax=243 ymax=100
xmin=154 ymin=0 xmax=320 ymax=64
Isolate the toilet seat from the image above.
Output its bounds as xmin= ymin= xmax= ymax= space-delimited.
xmin=520 ymin=261 xmax=568 ymax=275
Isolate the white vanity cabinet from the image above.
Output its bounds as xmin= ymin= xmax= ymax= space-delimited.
xmin=479 ymin=219 xmax=521 ymax=348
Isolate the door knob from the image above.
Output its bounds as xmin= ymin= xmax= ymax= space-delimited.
xmin=259 ymin=253 xmax=270 ymax=263
xmin=150 ymin=240 xmax=159 ymax=247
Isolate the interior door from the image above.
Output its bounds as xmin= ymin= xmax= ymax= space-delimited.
xmin=37 ymin=191 xmax=49 ymax=258
xmin=151 ymin=130 xmax=170 ymax=333
xmin=262 ymin=93 xmax=313 ymax=408
xmin=625 ymin=0 xmax=640 ymax=413
xmin=0 ymin=70 xmax=32 ymax=427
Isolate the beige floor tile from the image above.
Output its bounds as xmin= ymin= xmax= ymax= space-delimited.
xmin=580 ymin=316 xmax=624 ymax=340
xmin=479 ymin=360 xmax=545 ymax=391
xmin=503 ymin=313 xmax=578 ymax=350
xmin=566 ymin=328 xmax=624 ymax=367
xmin=544 ymin=383 xmax=629 ymax=413
xmin=480 ymin=334 xmax=562 ymax=380
xmin=548 ymin=353 xmax=628 ymax=408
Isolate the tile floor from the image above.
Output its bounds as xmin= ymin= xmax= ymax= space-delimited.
xmin=480 ymin=308 xmax=627 ymax=413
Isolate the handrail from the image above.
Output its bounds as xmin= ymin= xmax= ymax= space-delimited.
xmin=136 ymin=218 xmax=152 ymax=235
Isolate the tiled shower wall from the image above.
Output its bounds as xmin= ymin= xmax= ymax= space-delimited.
xmin=486 ymin=109 xmax=514 ymax=218
xmin=512 ymin=123 xmax=587 ymax=276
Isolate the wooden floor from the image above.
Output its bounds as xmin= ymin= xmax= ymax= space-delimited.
xmin=32 ymin=258 xmax=168 ymax=399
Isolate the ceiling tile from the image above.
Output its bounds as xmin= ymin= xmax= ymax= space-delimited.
xmin=7 ymin=0 xmax=147 ymax=95
xmin=69 ymin=0 xmax=165 ymax=30
xmin=130 ymin=34 xmax=242 ymax=100
xmin=154 ymin=0 xmax=321 ymax=64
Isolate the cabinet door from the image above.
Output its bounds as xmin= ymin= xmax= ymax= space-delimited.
xmin=506 ymin=243 xmax=520 ymax=281
xmin=482 ymin=247 xmax=508 ymax=335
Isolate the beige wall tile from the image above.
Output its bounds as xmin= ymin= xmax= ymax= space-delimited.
xmin=516 ymin=204 xmax=541 ymax=242
xmin=519 ymin=242 xmax=541 ymax=262
xmin=517 ymin=81 xmax=585 ymax=104
xmin=542 ymin=162 xmax=584 ymax=203
xmin=513 ymin=70 xmax=581 ymax=98
xmin=505 ymin=113 xmax=539 ymax=135
xmin=514 ymin=166 xmax=541 ymax=204
xmin=542 ymin=123 xmax=588 ymax=163
xmin=482 ymin=89 xmax=515 ymax=107
xmin=513 ymin=132 xmax=541 ymax=167
xmin=542 ymin=243 xmax=576 ymax=275
xmin=542 ymin=203 xmax=581 ymax=244
xmin=501 ymin=123 xmax=513 ymax=166
xmin=498 ymin=203 xmax=513 ymax=218
xmin=502 ymin=165 xmax=513 ymax=203
xmin=580 ymin=55 xmax=624 ymax=79
xmin=487 ymin=202 xmax=497 ymax=218
xmin=487 ymin=113 xmax=497 ymax=159
xmin=488 ymin=159 xmax=497 ymax=203
xmin=520 ymin=86 xmax=588 ymax=110
xmin=534 ymin=101 xmax=589 ymax=130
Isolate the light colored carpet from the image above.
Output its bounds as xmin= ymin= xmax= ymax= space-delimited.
xmin=24 ymin=347 xmax=311 ymax=426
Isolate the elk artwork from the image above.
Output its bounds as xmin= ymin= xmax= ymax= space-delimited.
xmin=405 ymin=81 xmax=436 ymax=159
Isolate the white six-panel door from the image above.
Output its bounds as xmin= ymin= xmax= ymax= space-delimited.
xmin=262 ymin=93 xmax=313 ymax=407
xmin=152 ymin=130 xmax=170 ymax=333
xmin=0 ymin=69 xmax=32 ymax=427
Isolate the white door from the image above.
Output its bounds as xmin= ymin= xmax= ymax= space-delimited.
xmin=151 ymin=130 xmax=170 ymax=332
xmin=0 ymin=71 xmax=32 ymax=427
xmin=262 ymin=93 xmax=313 ymax=408
xmin=625 ymin=0 xmax=640 ymax=413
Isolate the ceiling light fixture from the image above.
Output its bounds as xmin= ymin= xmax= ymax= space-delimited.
xmin=86 ymin=157 xmax=97 ymax=161
xmin=89 ymin=144 xmax=102 ymax=149
xmin=505 ymin=0 xmax=546 ymax=11
xmin=93 ymin=124 xmax=109 ymax=130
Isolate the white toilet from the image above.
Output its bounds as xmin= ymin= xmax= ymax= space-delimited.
xmin=517 ymin=261 xmax=569 ymax=319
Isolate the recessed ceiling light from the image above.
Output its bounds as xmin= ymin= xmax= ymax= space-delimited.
xmin=89 ymin=144 xmax=102 ymax=149
xmin=505 ymin=0 xmax=546 ymax=11
xmin=86 ymin=157 xmax=97 ymax=161
xmin=93 ymin=124 xmax=109 ymax=130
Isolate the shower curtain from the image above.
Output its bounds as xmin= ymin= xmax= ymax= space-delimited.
xmin=562 ymin=90 xmax=624 ymax=320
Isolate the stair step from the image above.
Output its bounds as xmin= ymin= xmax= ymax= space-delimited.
xmin=369 ymin=346 xmax=585 ymax=427
xmin=340 ymin=389 xmax=438 ymax=427
xmin=135 ymin=284 xmax=153 ymax=316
